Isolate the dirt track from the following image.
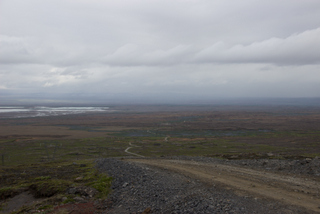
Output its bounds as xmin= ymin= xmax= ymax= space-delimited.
xmin=128 ymin=158 xmax=320 ymax=213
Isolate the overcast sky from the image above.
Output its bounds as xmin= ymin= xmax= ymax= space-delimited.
xmin=1 ymin=0 xmax=320 ymax=104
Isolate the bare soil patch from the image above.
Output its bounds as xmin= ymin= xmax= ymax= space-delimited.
xmin=0 ymin=192 xmax=38 ymax=214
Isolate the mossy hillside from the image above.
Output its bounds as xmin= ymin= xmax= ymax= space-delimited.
xmin=0 ymin=160 xmax=112 ymax=212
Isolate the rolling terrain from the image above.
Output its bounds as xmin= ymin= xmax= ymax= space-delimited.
xmin=1 ymin=105 xmax=320 ymax=213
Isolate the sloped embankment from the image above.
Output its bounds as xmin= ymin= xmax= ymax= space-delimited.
xmin=97 ymin=157 xmax=319 ymax=213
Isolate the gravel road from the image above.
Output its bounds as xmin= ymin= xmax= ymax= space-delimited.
xmin=97 ymin=157 xmax=320 ymax=213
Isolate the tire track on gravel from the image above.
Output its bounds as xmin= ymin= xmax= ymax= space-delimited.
xmin=128 ymin=158 xmax=320 ymax=213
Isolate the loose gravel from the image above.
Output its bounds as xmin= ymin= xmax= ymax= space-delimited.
xmin=166 ymin=156 xmax=320 ymax=177
xmin=96 ymin=157 xmax=315 ymax=214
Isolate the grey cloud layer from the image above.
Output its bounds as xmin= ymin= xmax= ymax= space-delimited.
xmin=2 ymin=27 xmax=320 ymax=67
xmin=194 ymin=28 xmax=320 ymax=65
xmin=1 ymin=0 xmax=320 ymax=101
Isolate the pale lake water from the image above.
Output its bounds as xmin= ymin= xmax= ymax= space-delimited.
xmin=0 ymin=106 xmax=110 ymax=118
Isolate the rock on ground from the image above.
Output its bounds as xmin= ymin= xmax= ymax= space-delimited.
xmin=97 ymin=157 xmax=313 ymax=214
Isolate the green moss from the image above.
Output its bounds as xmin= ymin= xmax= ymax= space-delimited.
xmin=301 ymin=153 xmax=320 ymax=158
xmin=30 ymin=179 xmax=72 ymax=197
xmin=86 ymin=173 xmax=112 ymax=198
xmin=38 ymin=204 xmax=53 ymax=210
xmin=0 ymin=186 xmax=23 ymax=200
xmin=62 ymin=197 xmax=75 ymax=204
xmin=35 ymin=176 xmax=51 ymax=181
xmin=0 ymin=187 xmax=13 ymax=199
xmin=0 ymin=186 xmax=12 ymax=192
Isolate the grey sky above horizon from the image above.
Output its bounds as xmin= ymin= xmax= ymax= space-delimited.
xmin=1 ymin=0 xmax=320 ymax=104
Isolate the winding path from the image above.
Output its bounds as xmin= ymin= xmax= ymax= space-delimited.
xmin=124 ymin=142 xmax=145 ymax=157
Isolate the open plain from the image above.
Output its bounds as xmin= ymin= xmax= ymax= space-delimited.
xmin=1 ymin=105 xmax=320 ymax=213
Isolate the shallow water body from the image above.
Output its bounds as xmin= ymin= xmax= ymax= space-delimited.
xmin=0 ymin=106 xmax=110 ymax=118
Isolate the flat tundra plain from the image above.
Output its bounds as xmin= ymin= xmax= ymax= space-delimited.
xmin=1 ymin=105 xmax=320 ymax=213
